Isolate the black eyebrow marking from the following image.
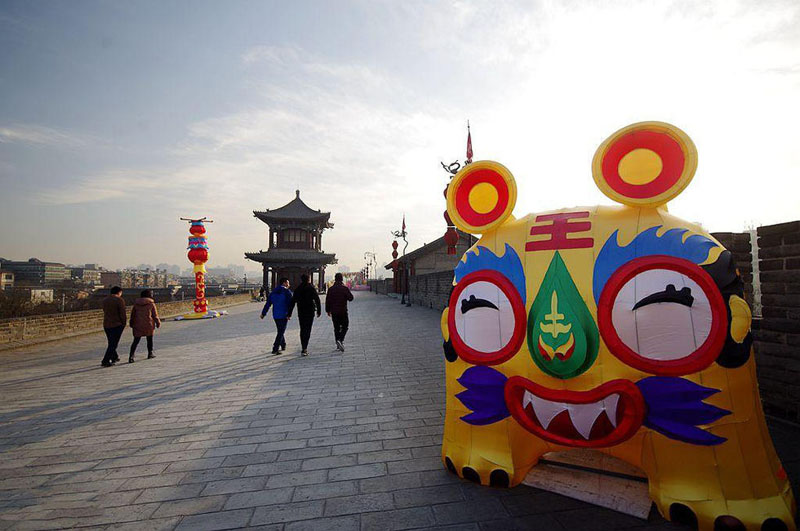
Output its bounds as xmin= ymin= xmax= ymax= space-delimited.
xmin=633 ymin=284 xmax=694 ymax=311
xmin=461 ymin=295 xmax=498 ymax=314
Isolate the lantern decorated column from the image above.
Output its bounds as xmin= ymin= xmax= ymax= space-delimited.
xmin=441 ymin=122 xmax=474 ymax=254
xmin=176 ymin=217 xmax=226 ymax=320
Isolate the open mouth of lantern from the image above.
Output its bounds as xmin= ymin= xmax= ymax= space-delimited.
xmin=504 ymin=377 xmax=645 ymax=448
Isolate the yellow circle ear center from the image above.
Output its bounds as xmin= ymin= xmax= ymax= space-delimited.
xmin=468 ymin=182 xmax=499 ymax=214
xmin=618 ymin=148 xmax=663 ymax=185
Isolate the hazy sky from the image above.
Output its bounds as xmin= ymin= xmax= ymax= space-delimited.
xmin=1 ymin=0 xmax=799 ymax=273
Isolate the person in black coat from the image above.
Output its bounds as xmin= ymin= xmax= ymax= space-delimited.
xmin=288 ymin=274 xmax=321 ymax=356
xmin=325 ymin=273 xmax=354 ymax=352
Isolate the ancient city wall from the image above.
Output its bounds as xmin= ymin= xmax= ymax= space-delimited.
xmin=0 ymin=293 xmax=251 ymax=351
xmin=368 ymin=279 xmax=394 ymax=295
xmin=408 ymin=271 xmax=454 ymax=311
xmin=752 ymin=221 xmax=800 ymax=422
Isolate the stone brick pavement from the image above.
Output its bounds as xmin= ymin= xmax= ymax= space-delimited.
xmin=0 ymin=294 xmax=797 ymax=530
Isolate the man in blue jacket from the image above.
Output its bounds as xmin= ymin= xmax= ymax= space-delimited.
xmin=260 ymin=277 xmax=293 ymax=354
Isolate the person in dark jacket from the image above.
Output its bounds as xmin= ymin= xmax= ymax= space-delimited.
xmin=325 ymin=273 xmax=354 ymax=352
xmin=101 ymin=286 xmax=126 ymax=367
xmin=288 ymin=274 xmax=321 ymax=356
xmin=261 ymin=278 xmax=293 ymax=354
xmin=129 ymin=289 xmax=161 ymax=363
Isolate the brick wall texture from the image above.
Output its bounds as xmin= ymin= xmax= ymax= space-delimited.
xmin=710 ymin=231 xmax=755 ymax=308
xmin=0 ymin=293 xmax=251 ymax=351
xmin=753 ymin=221 xmax=800 ymax=422
xmin=408 ymin=271 xmax=453 ymax=311
xmin=368 ymin=279 xmax=394 ymax=295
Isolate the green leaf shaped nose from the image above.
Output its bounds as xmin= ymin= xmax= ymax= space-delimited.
xmin=527 ymin=252 xmax=599 ymax=379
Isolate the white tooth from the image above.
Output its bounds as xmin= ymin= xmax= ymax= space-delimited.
xmin=528 ymin=394 xmax=566 ymax=430
xmin=602 ymin=394 xmax=620 ymax=428
xmin=523 ymin=391 xmax=534 ymax=410
xmin=566 ymin=402 xmax=604 ymax=440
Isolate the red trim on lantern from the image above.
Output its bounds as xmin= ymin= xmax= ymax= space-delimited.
xmin=600 ymin=131 xmax=685 ymax=199
xmin=505 ymin=377 xmax=645 ymax=448
xmin=447 ymin=270 xmax=526 ymax=365
xmin=454 ymin=168 xmax=510 ymax=227
xmin=597 ymin=255 xmax=727 ymax=376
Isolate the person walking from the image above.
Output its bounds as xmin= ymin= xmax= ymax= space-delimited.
xmin=101 ymin=286 xmax=126 ymax=367
xmin=128 ymin=289 xmax=161 ymax=363
xmin=260 ymin=277 xmax=293 ymax=355
xmin=325 ymin=273 xmax=354 ymax=352
xmin=288 ymin=274 xmax=321 ymax=356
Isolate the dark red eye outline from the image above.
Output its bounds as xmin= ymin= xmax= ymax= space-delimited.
xmin=448 ymin=270 xmax=527 ymax=366
xmin=597 ymin=255 xmax=727 ymax=376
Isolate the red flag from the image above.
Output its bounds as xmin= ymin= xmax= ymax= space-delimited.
xmin=466 ymin=122 xmax=473 ymax=163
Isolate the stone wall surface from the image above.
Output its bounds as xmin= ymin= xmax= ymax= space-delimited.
xmin=753 ymin=221 xmax=800 ymax=422
xmin=408 ymin=271 xmax=453 ymax=311
xmin=710 ymin=230 xmax=755 ymax=308
xmin=368 ymin=279 xmax=394 ymax=295
xmin=0 ymin=293 xmax=251 ymax=351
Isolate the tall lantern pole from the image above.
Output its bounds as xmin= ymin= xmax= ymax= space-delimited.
xmin=176 ymin=217 xmax=227 ymax=320
xmin=364 ymin=251 xmax=376 ymax=280
xmin=391 ymin=216 xmax=409 ymax=306
xmin=441 ymin=121 xmax=474 ymax=254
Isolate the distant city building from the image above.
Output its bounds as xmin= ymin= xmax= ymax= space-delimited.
xmin=68 ymin=266 xmax=102 ymax=285
xmin=0 ymin=258 xmax=68 ymax=285
xmin=245 ymin=190 xmax=337 ymax=291
xmin=0 ymin=270 xmax=14 ymax=290
xmin=156 ymin=263 xmax=182 ymax=276
xmin=207 ymin=267 xmax=239 ymax=281
xmin=120 ymin=269 xmax=167 ymax=288
xmin=100 ymin=271 xmax=122 ymax=287
xmin=97 ymin=269 xmax=167 ymax=288
xmin=16 ymin=287 xmax=54 ymax=304
xmin=228 ymin=264 xmax=245 ymax=278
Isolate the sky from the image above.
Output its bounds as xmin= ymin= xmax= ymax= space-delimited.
xmin=1 ymin=0 xmax=799 ymax=274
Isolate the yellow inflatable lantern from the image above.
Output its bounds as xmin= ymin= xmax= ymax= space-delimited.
xmin=441 ymin=121 xmax=796 ymax=531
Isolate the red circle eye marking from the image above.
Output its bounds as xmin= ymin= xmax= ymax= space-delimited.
xmin=448 ymin=270 xmax=526 ymax=366
xmin=601 ymin=130 xmax=684 ymax=199
xmin=597 ymin=255 xmax=727 ymax=376
xmin=454 ymin=168 xmax=510 ymax=227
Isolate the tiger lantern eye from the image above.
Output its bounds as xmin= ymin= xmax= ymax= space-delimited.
xmin=448 ymin=270 xmax=526 ymax=366
xmin=597 ymin=255 xmax=727 ymax=376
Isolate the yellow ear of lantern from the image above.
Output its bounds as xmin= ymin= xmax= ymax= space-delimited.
xmin=446 ymin=161 xmax=517 ymax=234
xmin=592 ymin=121 xmax=698 ymax=208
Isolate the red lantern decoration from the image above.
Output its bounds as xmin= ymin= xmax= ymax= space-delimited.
xmin=187 ymin=248 xmax=208 ymax=265
xmin=445 ymin=227 xmax=459 ymax=255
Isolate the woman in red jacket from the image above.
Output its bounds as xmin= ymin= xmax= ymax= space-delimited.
xmin=129 ymin=289 xmax=161 ymax=363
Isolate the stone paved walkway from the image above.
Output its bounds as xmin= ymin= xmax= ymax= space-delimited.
xmin=0 ymin=293 xmax=797 ymax=530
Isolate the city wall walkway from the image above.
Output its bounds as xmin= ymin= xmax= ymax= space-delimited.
xmin=0 ymin=293 xmax=797 ymax=530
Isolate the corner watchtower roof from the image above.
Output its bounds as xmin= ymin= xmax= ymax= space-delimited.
xmin=253 ymin=190 xmax=333 ymax=227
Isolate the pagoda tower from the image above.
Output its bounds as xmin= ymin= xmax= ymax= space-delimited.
xmin=245 ymin=190 xmax=337 ymax=292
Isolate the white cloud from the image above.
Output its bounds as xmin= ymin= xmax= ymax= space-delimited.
xmin=0 ymin=124 xmax=96 ymax=148
xmin=37 ymin=169 xmax=167 ymax=205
